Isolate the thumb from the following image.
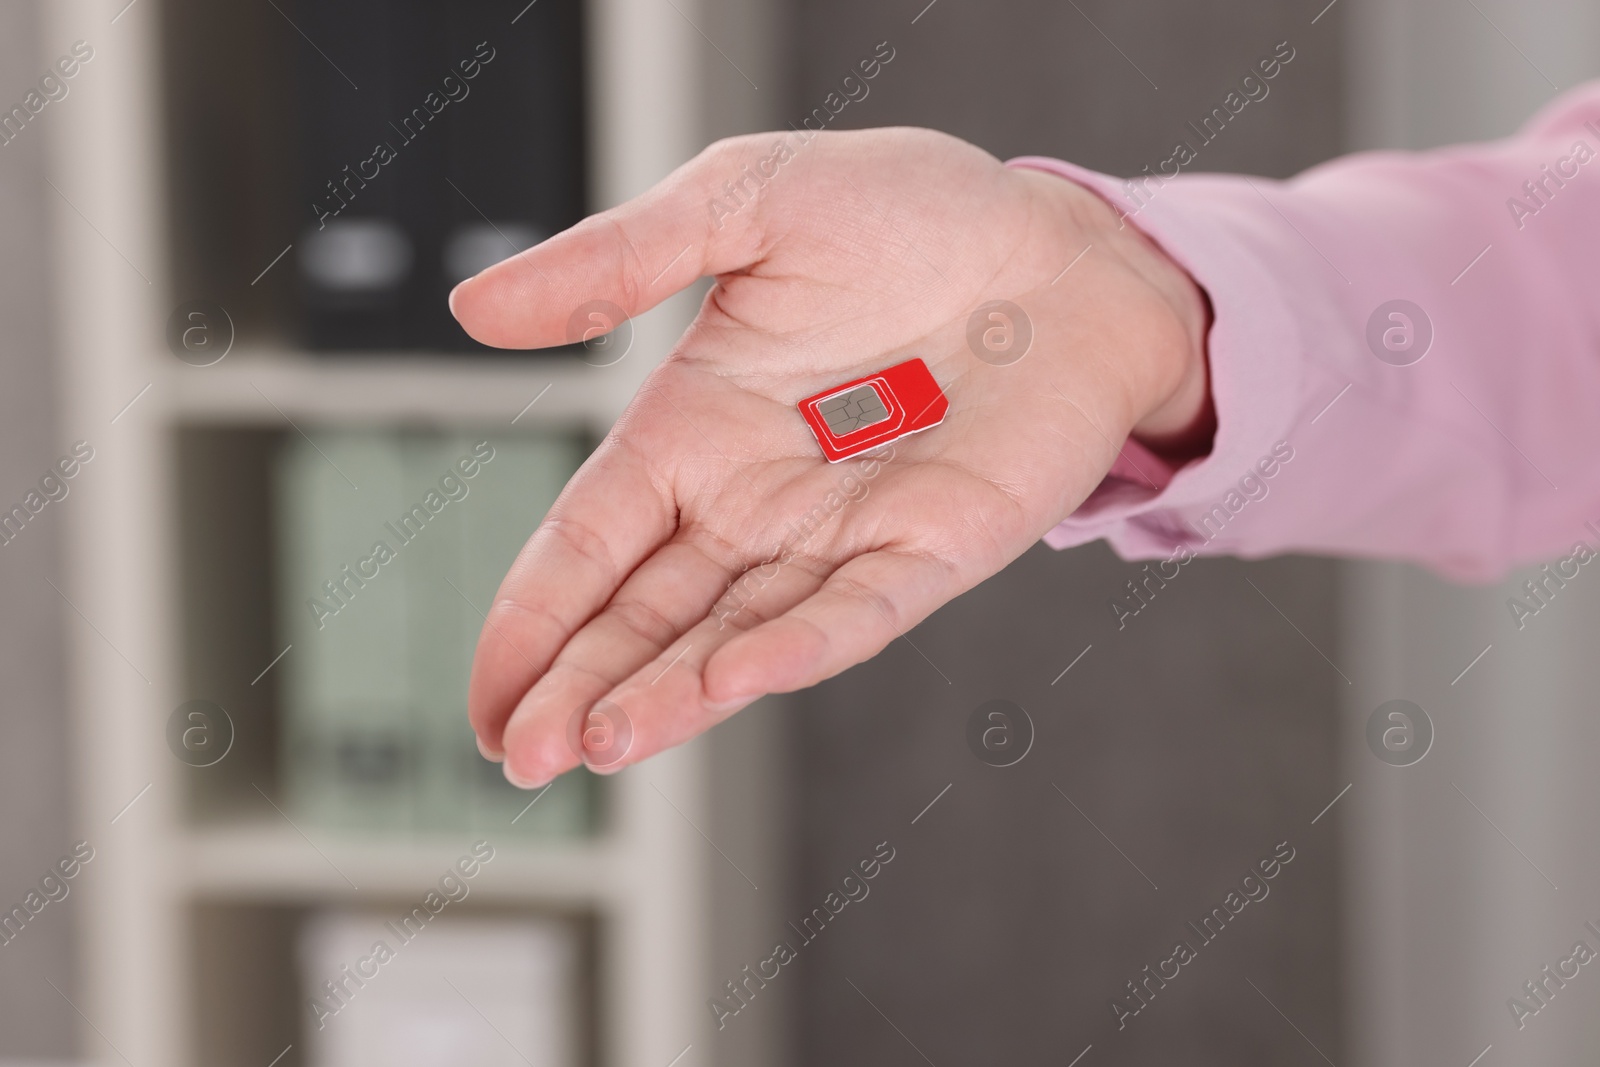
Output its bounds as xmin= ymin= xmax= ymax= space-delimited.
xmin=449 ymin=135 xmax=789 ymax=349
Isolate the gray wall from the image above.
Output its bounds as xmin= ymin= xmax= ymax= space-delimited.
xmin=793 ymin=548 xmax=1344 ymax=1066
xmin=788 ymin=0 xmax=1342 ymax=179
xmin=0 ymin=1 xmax=80 ymax=1059
xmin=780 ymin=2 xmax=1348 ymax=1064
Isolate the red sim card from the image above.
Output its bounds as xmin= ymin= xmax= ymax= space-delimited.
xmin=797 ymin=357 xmax=949 ymax=463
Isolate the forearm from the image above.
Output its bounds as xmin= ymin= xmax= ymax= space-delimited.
xmin=1023 ymin=81 xmax=1600 ymax=581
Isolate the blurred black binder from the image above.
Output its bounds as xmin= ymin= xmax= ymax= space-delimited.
xmin=290 ymin=0 xmax=586 ymax=351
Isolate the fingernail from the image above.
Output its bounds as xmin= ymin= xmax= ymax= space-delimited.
xmin=476 ymin=736 xmax=504 ymax=763
xmin=503 ymin=762 xmax=550 ymax=790
xmin=448 ymin=280 xmax=467 ymax=317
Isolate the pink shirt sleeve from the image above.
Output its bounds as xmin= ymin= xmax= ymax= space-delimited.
xmin=1011 ymin=81 xmax=1600 ymax=583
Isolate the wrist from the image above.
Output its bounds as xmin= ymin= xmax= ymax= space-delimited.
xmin=1017 ymin=166 xmax=1215 ymax=463
xmin=1130 ymin=288 xmax=1215 ymax=461
xmin=1125 ymin=251 xmax=1214 ymax=460
xmin=1091 ymin=192 xmax=1214 ymax=459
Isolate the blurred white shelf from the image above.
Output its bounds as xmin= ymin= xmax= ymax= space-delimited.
xmin=179 ymin=820 xmax=624 ymax=907
xmin=165 ymin=346 xmax=625 ymax=428
xmin=46 ymin=0 xmax=782 ymax=1061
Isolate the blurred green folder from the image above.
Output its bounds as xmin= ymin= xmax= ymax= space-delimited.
xmin=275 ymin=428 xmax=596 ymax=837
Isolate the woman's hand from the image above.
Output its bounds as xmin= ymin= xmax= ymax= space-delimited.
xmin=450 ymin=127 xmax=1210 ymax=787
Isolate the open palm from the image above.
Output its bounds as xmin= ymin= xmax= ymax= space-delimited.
xmin=450 ymin=127 xmax=1208 ymax=787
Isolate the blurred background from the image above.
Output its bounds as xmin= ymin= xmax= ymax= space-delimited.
xmin=2 ymin=0 xmax=1599 ymax=1064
